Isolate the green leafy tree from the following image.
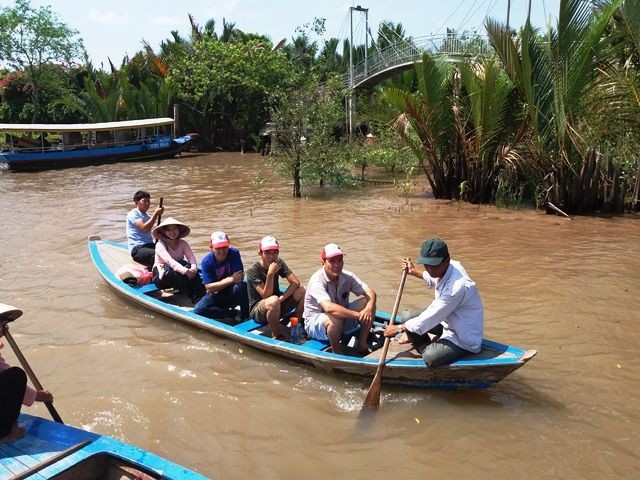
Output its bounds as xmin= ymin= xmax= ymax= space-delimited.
xmin=486 ymin=0 xmax=624 ymax=213
xmin=269 ymin=76 xmax=345 ymax=197
xmin=170 ymin=37 xmax=292 ymax=150
xmin=0 ymin=0 xmax=84 ymax=122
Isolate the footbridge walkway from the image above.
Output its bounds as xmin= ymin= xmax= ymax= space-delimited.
xmin=345 ymin=34 xmax=491 ymax=89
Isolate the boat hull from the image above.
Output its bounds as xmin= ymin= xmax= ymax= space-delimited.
xmin=89 ymin=236 xmax=536 ymax=390
xmin=0 ymin=135 xmax=191 ymax=172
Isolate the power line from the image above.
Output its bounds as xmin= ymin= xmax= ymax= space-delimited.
xmin=435 ymin=0 xmax=470 ymax=35
xmin=457 ymin=0 xmax=492 ymax=33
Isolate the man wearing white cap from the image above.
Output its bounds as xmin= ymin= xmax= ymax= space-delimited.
xmin=303 ymin=244 xmax=377 ymax=354
xmin=193 ymin=231 xmax=249 ymax=320
xmin=246 ymin=236 xmax=305 ymax=339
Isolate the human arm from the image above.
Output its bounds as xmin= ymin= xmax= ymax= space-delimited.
xmin=0 ymin=342 xmax=48 ymax=406
xmin=279 ymin=271 xmax=301 ymax=302
xmin=203 ymin=272 xmax=243 ymax=293
xmin=182 ymin=241 xmax=199 ymax=279
xmin=402 ymin=286 xmax=464 ymax=335
xmin=402 ymin=258 xmax=423 ymax=279
xmin=133 ymin=207 xmax=164 ymax=234
xmin=318 ymin=299 xmax=361 ymax=320
xmin=254 ymin=261 xmax=281 ymax=300
xmin=202 ymin=250 xmax=244 ymax=293
xmin=357 ymin=287 xmax=376 ymax=323
xmin=155 ymin=241 xmax=190 ymax=275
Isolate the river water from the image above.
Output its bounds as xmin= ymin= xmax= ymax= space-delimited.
xmin=1 ymin=152 xmax=639 ymax=479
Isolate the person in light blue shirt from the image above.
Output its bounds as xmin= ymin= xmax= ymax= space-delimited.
xmin=125 ymin=190 xmax=164 ymax=268
xmin=384 ymin=238 xmax=484 ymax=367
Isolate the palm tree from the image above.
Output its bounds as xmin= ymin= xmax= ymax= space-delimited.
xmin=486 ymin=0 xmax=624 ymax=213
xmin=380 ymin=53 xmax=457 ymax=198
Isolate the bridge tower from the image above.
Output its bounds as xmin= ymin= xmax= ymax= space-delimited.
xmin=348 ymin=5 xmax=368 ymax=138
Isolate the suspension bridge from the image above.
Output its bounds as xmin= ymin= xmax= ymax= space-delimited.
xmin=344 ymin=33 xmax=491 ymax=89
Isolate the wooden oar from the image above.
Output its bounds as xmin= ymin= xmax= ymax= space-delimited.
xmin=154 ymin=197 xmax=163 ymax=244
xmin=361 ymin=267 xmax=408 ymax=410
xmin=1 ymin=323 xmax=64 ymax=424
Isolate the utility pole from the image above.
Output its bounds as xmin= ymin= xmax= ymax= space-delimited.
xmin=348 ymin=5 xmax=368 ymax=138
xmin=506 ymin=0 xmax=511 ymax=30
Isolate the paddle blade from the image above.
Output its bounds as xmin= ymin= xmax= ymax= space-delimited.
xmin=362 ymin=371 xmax=383 ymax=410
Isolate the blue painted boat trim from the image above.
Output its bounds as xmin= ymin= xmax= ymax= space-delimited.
xmin=1 ymin=134 xmax=192 ymax=172
xmin=0 ymin=414 xmax=207 ymax=479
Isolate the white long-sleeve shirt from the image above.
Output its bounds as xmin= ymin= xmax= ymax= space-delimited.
xmin=404 ymin=260 xmax=484 ymax=353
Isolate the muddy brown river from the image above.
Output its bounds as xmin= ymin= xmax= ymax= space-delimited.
xmin=1 ymin=152 xmax=639 ymax=479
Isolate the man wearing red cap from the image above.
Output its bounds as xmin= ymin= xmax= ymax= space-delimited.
xmin=246 ymin=236 xmax=305 ymax=339
xmin=303 ymin=243 xmax=377 ymax=354
xmin=193 ymin=231 xmax=249 ymax=320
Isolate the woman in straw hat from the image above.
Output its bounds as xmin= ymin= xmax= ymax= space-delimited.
xmin=152 ymin=217 xmax=206 ymax=304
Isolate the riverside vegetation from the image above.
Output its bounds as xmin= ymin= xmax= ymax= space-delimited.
xmin=0 ymin=0 xmax=639 ymax=213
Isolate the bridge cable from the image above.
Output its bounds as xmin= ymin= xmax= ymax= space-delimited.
xmin=456 ymin=0 xmax=485 ymax=33
xmin=435 ymin=0 xmax=470 ymax=35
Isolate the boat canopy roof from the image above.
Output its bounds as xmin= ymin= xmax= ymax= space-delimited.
xmin=0 ymin=117 xmax=175 ymax=133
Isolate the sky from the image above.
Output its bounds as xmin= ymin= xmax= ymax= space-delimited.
xmin=5 ymin=0 xmax=561 ymax=69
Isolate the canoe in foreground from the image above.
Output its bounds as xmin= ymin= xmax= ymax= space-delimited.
xmin=0 ymin=413 xmax=206 ymax=479
xmin=88 ymin=236 xmax=537 ymax=390
xmin=0 ymin=118 xmax=193 ymax=172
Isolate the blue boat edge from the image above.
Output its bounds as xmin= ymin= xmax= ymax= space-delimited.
xmin=0 ymin=413 xmax=208 ymax=479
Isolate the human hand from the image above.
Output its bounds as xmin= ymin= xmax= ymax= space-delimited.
xmin=267 ymin=261 xmax=281 ymax=276
xmin=358 ymin=306 xmax=373 ymax=324
xmin=35 ymin=390 xmax=53 ymax=403
xmin=402 ymin=258 xmax=416 ymax=276
xmin=231 ymin=271 xmax=244 ymax=283
xmin=186 ymin=268 xmax=197 ymax=279
xmin=383 ymin=324 xmax=401 ymax=338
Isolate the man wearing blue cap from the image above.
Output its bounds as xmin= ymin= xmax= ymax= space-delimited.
xmin=383 ymin=238 xmax=484 ymax=366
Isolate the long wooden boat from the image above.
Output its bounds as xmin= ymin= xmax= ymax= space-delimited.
xmin=0 ymin=413 xmax=207 ymax=479
xmin=89 ymin=236 xmax=537 ymax=390
xmin=0 ymin=118 xmax=193 ymax=172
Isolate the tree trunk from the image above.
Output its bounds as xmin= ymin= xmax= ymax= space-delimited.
xmin=293 ymin=152 xmax=301 ymax=198
xmin=632 ymin=162 xmax=640 ymax=212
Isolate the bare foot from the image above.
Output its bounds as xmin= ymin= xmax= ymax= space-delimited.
xmin=0 ymin=424 xmax=25 ymax=444
xmin=396 ymin=333 xmax=410 ymax=344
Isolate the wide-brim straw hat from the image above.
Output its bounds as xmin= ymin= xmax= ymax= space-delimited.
xmin=152 ymin=217 xmax=191 ymax=240
xmin=0 ymin=302 xmax=23 ymax=322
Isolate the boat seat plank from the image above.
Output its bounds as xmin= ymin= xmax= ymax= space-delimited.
xmin=136 ymin=283 xmax=159 ymax=294
xmin=0 ymin=438 xmax=50 ymax=479
xmin=300 ymin=339 xmax=330 ymax=351
xmin=365 ymin=340 xmax=422 ymax=360
xmin=235 ymin=319 xmax=263 ymax=333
